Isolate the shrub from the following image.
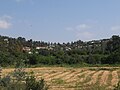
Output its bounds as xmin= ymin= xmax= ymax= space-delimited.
xmin=26 ymin=74 xmax=48 ymax=90
xmin=0 ymin=67 xmax=48 ymax=90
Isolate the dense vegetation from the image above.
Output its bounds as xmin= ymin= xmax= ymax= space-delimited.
xmin=0 ymin=35 xmax=120 ymax=67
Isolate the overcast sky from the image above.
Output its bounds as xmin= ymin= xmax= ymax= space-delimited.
xmin=0 ymin=0 xmax=120 ymax=42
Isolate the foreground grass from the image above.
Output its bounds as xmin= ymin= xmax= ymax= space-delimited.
xmin=1 ymin=66 xmax=120 ymax=90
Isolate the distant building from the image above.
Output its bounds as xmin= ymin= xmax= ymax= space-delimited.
xmin=23 ymin=47 xmax=31 ymax=52
xmin=65 ymin=47 xmax=71 ymax=51
xmin=36 ymin=46 xmax=47 ymax=50
xmin=36 ymin=46 xmax=54 ymax=50
xmin=4 ymin=39 xmax=9 ymax=43
xmin=28 ymin=51 xmax=33 ymax=54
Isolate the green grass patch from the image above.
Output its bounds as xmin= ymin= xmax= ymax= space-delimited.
xmin=88 ymin=67 xmax=119 ymax=71
xmin=51 ymin=78 xmax=66 ymax=85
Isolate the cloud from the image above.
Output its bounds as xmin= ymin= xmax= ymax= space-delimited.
xmin=66 ymin=24 xmax=91 ymax=31
xmin=0 ymin=20 xmax=11 ymax=29
xmin=0 ymin=15 xmax=12 ymax=29
xmin=75 ymin=24 xmax=91 ymax=30
xmin=66 ymin=24 xmax=93 ymax=40
xmin=76 ymin=31 xmax=93 ymax=40
xmin=111 ymin=26 xmax=120 ymax=31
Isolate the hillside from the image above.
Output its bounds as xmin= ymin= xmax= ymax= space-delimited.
xmin=0 ymin=35 xmax=120 ymax=67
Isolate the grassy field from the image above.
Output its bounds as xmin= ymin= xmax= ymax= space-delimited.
xmin=1 ymin=67 xmax=120 ymax=90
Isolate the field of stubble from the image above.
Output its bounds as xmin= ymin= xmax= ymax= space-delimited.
xmin=2 ymin=67 xmax=120 ymax=90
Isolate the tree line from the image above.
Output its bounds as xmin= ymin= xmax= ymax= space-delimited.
xmin=0 ymin=35 xmax=120 ymax=67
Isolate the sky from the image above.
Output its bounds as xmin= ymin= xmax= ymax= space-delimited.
xmin=0 ymin=0 xmax=120 ymax=43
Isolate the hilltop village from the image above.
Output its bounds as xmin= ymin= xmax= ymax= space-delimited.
xmin=0 ymin=35 xmax=120 ymax=66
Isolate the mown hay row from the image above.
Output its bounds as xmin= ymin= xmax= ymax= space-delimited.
xmin=61 ymin=70 xmax=81 ymax=81
xmin=86 ymin=70 xmax=103 ymax=85
xmin=111 ymin=71 xmax=119 ymax=86
xmin=66 ymin=70 xmax=89 ymax=83
xmin=79 ymin=71 xmax=96 ymax=82
xmin=100 ymin=71 xmax=110 ymax=86
xmin=51 ymin=71 xmax=72 ymax=79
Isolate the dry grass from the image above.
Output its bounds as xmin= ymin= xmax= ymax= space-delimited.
xmin=111 ymin=71 xmax=119 ymax=86
xmin=86 ymin=70 xmax=103 ymax=85
xmin=100 ymin=71 xmax=110 ymax=86
xmin=1 ymin=67 xmax=120 ymax=90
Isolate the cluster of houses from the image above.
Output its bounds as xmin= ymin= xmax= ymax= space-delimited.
xmin=22 ymin=46 xmax=54 ymax=54
xmin=2 ymin=37 xmax=110 ymax=54
xmin=22 ymin=39 xmax=110 ymax=54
